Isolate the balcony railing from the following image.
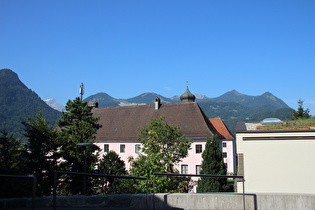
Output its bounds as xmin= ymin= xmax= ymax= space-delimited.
xmin=0 ymin=174 xmax=36 ymax=210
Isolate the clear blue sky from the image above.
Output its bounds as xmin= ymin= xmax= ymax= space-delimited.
xmin=1 ymin=0 xmax=314 ymax=114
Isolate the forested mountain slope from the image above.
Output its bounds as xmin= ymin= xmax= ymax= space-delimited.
xmin=0 ymin=69 xmax=61 ymax=140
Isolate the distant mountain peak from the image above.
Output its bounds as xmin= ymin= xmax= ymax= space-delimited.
xmin=0 ymin=68 xmax=28 ymax=89
xmin=194 ymin=93 xmax=208 ymax=99
xmin=229 ymin=89 xmax=243 ymax=96
xmin=44 ymin=98 xmax=65 ymax=112
xmin=262 ymin=91 xmax=273 ymax=96
xmin=217 ymin=90 xmax=245 ymax=100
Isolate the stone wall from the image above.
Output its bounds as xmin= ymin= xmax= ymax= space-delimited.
xmin=1 ymin=193 xmax=315 ymax=210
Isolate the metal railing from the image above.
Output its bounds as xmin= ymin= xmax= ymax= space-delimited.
xmin=153 ymin=173 xmax=246 ymax=210
xmin=53 ymin=171 xmax=148 ymax=210
xmin=0 ymin=174 xmax=37 ymax=210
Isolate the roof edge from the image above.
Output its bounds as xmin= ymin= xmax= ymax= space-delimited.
xmin=236 ymin=129 xmax=315 ymax=134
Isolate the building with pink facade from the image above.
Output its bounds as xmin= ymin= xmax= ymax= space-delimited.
xmin=91 ymin=87 xmax=236 ymax=176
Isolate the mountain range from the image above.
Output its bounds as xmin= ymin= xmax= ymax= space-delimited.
xmin=84 ymin=90 xmax=290 ymax=110
xmin=0 ymin=68 xmax=294 ymax=138
xmin=84 ymin=91 xmax=293 ymax=133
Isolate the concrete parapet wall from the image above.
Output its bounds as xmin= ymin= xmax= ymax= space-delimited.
xmin=255 ymin=193 xmax=315 ymax=210
xmin=1 ymin=193 xmax=315 ymax=209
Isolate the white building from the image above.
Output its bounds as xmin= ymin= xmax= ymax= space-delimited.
xmin=235 ymin=122 xmax=315 ymax=194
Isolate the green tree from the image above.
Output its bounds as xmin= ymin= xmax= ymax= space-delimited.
xmin=0 ymin=131 xmax=23 ymax=174
xmin=197 ymin=135 xmax=227 ymax=192
xmin=21 ymin=111 xmax=60 ymax=196
xmin=0 ymin=131 xmax=31 ymax=198
xmin=96 ymin=151 xmax=134 ymax=194
xmin=129 ymin=116 xmax=191 ymax=193
xmin=57 ymin=97 xmax=101 ymax=195
xmin=292 ymin=99 xmax=311 ymax=119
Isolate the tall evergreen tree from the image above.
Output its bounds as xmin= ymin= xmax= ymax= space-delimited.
xmin=96 ymin=151 xmax=133 ymax=194
xmin=0 ymin=131 xmax=23 ymax=175
xmin=197 ymin=135 xmax=227 ymax=192
xmin=57 ymin=97 xmax=101 ymax=195
xmin=291 ymin=99 xmax=311 ymax=119
xmin=0 ymin=131 xmax=30 ymax=198
xmin=22 ymin=111 xmax=60 ymax=196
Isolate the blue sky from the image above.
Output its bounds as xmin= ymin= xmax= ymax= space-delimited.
xmin=1 ymin=0 xmax=314 ymax=114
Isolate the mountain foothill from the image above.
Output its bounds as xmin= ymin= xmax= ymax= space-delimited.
xmin=0 ymin=69 xmax=294 ymax=139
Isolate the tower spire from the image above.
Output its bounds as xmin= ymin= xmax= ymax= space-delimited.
xmin=180 ymin=81 xmax=196 ymax=103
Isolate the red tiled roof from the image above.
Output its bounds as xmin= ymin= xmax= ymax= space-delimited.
xmin=209 ymin=118 xmax=235 ymax=139
xmin=92 ymin=102 xmax=226 ymax=141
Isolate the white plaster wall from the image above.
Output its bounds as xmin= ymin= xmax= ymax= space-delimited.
xmin=95 ymin=141 xmax=140 ymax=171
xmin=236 ymin=132 xmax=315 ymax=194
xmin=96 ymin=141 xmax=206 ymax=174
xmin=222 ymin=140 xmax=235 ymax=174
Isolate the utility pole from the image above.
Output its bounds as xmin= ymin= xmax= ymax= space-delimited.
xmin=77 ymin=142 xmax=94 ymax=195
xmin=80 ymin=82 xmax=84 ymax=101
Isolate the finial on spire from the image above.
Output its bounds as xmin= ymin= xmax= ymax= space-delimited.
xmin=186 ymin=80 xmax=188 ymax=88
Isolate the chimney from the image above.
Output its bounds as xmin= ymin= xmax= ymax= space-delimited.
xmin=154 ymin=97 xmax=161 ymax=110
xmin=88 ymin=102 xmax=99 ymax=108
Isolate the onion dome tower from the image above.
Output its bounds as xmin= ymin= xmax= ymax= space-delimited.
xmin=180 ymin=81 xmax=196 ymax=103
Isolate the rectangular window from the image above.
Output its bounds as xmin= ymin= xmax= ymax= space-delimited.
xmin=195 ymin=144 xmax=202 ymax=154
xmin=104 ymin=144 xmax=109 ymax=153
xmin=223 ymin=142 xmax=227 ymax=147
xmin=223 ymin=152 xmax=227 ymax=158
xmin=181 ymin=164 xmax=188 ymax=174
xmin=120 ymin=144 xmax=125 ymax=153
xmin=135 ymin=144 xmax=141 ymax=154
xmin=196 ymin=165 xmax=201 ymax=175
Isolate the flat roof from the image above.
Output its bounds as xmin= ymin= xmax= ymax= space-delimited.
xmin=235 ymin=122 xmax=315 ymax=133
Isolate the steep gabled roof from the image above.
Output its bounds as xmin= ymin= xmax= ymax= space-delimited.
xmin=92 ymin=102 xmax=224 ymax=140
xmin=209 ymin=118 xmax=235 ymax=140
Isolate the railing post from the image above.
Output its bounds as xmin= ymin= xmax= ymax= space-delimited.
xmin=0 ymin=175 xmax=37 ymax=210
xmin=32 ymin=176 xmax=36 ymax=210
xmin=153 ymin=175 xmax=156 ymax=210
xmin=53 ymin=173 xmax=57 ymax=210
xmin=242 ymin=179 xmax=246 ymax=210
xmin=146 ymin=178 xmax=149 ymax=210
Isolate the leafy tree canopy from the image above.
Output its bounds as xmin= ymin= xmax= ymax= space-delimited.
xmin=138 ymin=116 xmax=191 ymax=168
xmin=129 ymin=116 xmax=192 ymax=193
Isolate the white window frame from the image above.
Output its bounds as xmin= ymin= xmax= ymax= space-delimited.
xmin=195 ymin=144 xmax=202 ymax=154
xmin=135 ymin=144 xmax=141 ymax=154
xmin=196 ymin=165 xmax=201 ymax=175
xmin=104 ymin=144 xmax=109 ymax=153
xmin=181 ymin=164 xmax=188 ymax=174
xmin=120 ymin=144 xmax=126 ymax=153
